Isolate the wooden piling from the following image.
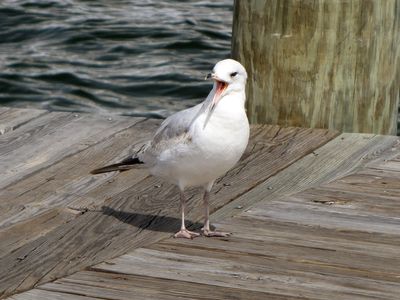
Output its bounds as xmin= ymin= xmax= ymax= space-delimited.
xmin=232 ymin=0 xmax=400 ymax=135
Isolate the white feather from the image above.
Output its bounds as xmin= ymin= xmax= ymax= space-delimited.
xmin=138 ymin=59 xmax=249 ymax=190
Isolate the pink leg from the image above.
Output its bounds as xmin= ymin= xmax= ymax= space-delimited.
xmin=201 ymin=190 xmax=231 ymax=237
xmin=174 ymin=190 xmax=200 ymax=239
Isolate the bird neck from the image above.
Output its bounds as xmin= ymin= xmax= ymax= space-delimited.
xmin=206 ymin=92 xmax=247 ymax=128
xmin=218 ymin=90 xmax=246 ymax=110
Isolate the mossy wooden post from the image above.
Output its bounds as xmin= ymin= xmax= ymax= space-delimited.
xmin=232 ymin=0 xmax=400 ymax=135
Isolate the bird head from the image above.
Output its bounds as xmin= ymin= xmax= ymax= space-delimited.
xmin=206 ymin=59 xmax=247 ymax=111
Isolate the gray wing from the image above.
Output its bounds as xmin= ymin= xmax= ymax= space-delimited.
xmin=137 ymin=103 xmax=203 ymax=164
xmin=91 ymin=102 xmax=210 ymax=173
xmin=151 ymin=85 xmax=215 ymax=145
xmin=138 ymin=87 xmax=215 ymax=165
xmin=153 ymin=104 xmax=201 ymax=144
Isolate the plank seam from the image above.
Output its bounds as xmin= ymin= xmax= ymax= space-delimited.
xmin=1 ymin=118 xmax=149 ymax=191
xmin=210 ymin=130 xmax=340 ymax=217
xmin=9 ymin=111 xmax=49 ymax=133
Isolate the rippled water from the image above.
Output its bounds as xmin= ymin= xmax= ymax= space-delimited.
xmin=0 ymin=0 xmax=233 ymax=118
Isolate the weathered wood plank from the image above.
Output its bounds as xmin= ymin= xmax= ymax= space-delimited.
xmin=0 ymin=208 xmax=79 ymax=259
xmin=213 ymin=133 xmax=399 ymax=221
xmin=0 ymin=126 xmax=336 ymax=298
xmin=0 ymin=118 xmax=158 ymax=230
xmin=7 ymin=289 xmax=101 ymax=300
xmin=0 ymin=108 xmax=48 ymax=135
xmin=81 ymin=132 xmax=400 ymax=300
xmin=151 ymin=231 xmax=400 ymax=281
xmin=215 ymin=214 xmax=400 ymax=257
xmin=0 ymin=118 xmax=160 ymax=292
xmin=363 ymin=139 xmax=400 ymax=172
xmin=293 ymin=186 xmax=400 ymax=218
xmin=3 ymin=112 xmax=399 ymax=300
xmin=37 ymin=270 xmax=308 ymax=300
xmin=40 ymin=281 xmax=180 ymax=300
xmin=0 ymin=112 xmax=142 ymax=189
xmin=247 ymin=199 xmax=400 ymax=235
xmin=93 ymin=248 xmax=400 ymax=300
xmin=367 ymin=158 xmax=400 ymax=173
xmin=323 ymin=172 xmax=400 ymax=199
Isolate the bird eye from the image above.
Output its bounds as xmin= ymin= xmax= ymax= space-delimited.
xmin=230 ymin=72 xmax=238 ymax=77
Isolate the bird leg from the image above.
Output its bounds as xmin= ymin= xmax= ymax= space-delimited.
xmin=174 ymin=190 xmax=200 ymax=239
xmin=201 ymin=190 xmax=231 ymax=237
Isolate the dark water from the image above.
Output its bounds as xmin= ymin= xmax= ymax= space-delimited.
xmin=0 ymin=0 xmax=233 ymax=118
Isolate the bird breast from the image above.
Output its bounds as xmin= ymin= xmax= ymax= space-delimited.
xmin=191 ymin=94 xmax=250 ymax=174
xmin=148 ymin=92 xmax=249 ymax=188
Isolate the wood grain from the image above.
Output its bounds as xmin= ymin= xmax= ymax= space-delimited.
xmin=0 ymin=125 xmax=336 ymax=298
xmin=213 ymin=133 xmax=399 ymax=220
xmin=0 ymin=208 xmax=78 ymax=259
xmin=80 ymin=133 xmax=400 ymax=300
xmin=232 ymin=0 xmax=400 ymax=134
xmin=7 ymin=289 xmax=101 ymax=300
xmin=0 ymin=108 xmax=47 ymax=135
xmin=0 ymin=118 xmax=156 ymax=230
xmin=0 ymin=112 xmax=142 ymax=189
xmin=93 ymin=247 xmax=400 ymax=300
xmin=37 ymin=271 xmax=302 ymax=300
xmin=3 ymin=108 xmax=399 ymax=300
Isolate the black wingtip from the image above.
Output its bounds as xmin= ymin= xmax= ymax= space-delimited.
xmin=90 ymin=167 xmax=110 ymax=175
xmin=90 ymin=157 xmax=143 ymax=175
xmin=90 ymin=165 xmax=119 ymax=175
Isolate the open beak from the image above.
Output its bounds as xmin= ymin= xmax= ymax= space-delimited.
xmin=202 ymin=73 xmax=228 ymax=129
xmin=207 ymin=73 xmax=228 ymax=111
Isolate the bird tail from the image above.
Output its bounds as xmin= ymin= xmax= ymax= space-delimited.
xmin=90 ymin=157 xmax=144 ymax=175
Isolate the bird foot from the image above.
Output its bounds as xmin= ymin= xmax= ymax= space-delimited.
xmin=174 ymin=229 xmax=200 ymax=239
xmin=202 ymin=228 xmax=231 ymax=237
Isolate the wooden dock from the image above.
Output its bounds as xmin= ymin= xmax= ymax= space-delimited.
xmin=1 ymin=107 xmax=400 ymax=300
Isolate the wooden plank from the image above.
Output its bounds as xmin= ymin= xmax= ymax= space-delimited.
xmin=7 ymin=289 xmax=101 ymax=300
xmin=368 ymin=158 xmax=400 ymax=173
xmin=0 ymin=126 xmax=337 ymax=298
xmin=40 ymin=281 xmax=180 ymax=300
xmin=0 ymin=208 xmax=79 ymax=259
xmin=0 ymin=108 xmax=48 ymax=135
xmin=28 ymin=130 xmax=397 ymax=300
xmin=213 ymin=133 xmax=399 ymax=221
xmin=93 ymin=248 xmax=400 ymax=300
xmin=0 ymin=118 xmax=158 ymax=230
xmin=4 ymin=121 xmax=398 ymax=299
xmin=213 ymin=215 xmax=400 ymax=257
xmin=151 ymin=230 xmax=400 ymax=282
xmin=246 ymin=199 xmax=400 ymax=235
xmin=36 ymin=270 xmax=308 ymax=300
xmin=321 ymin=169 xmax=400 ymax=199
xmin=85 ymin=133 xmax=400 ymax=300
xmin=0 ymin=119 xmax=159 ymax=293
xmin=0 ymin=111 xmax=142 ymax=189
xmin=357 ymin=167 xmax=400 ymax=181
xmin=293 ymin=186 xmax=400 ymax=218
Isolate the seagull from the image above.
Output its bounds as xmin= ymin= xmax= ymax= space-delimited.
xmin=91 ymin=59 xmax=249 ymax=239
